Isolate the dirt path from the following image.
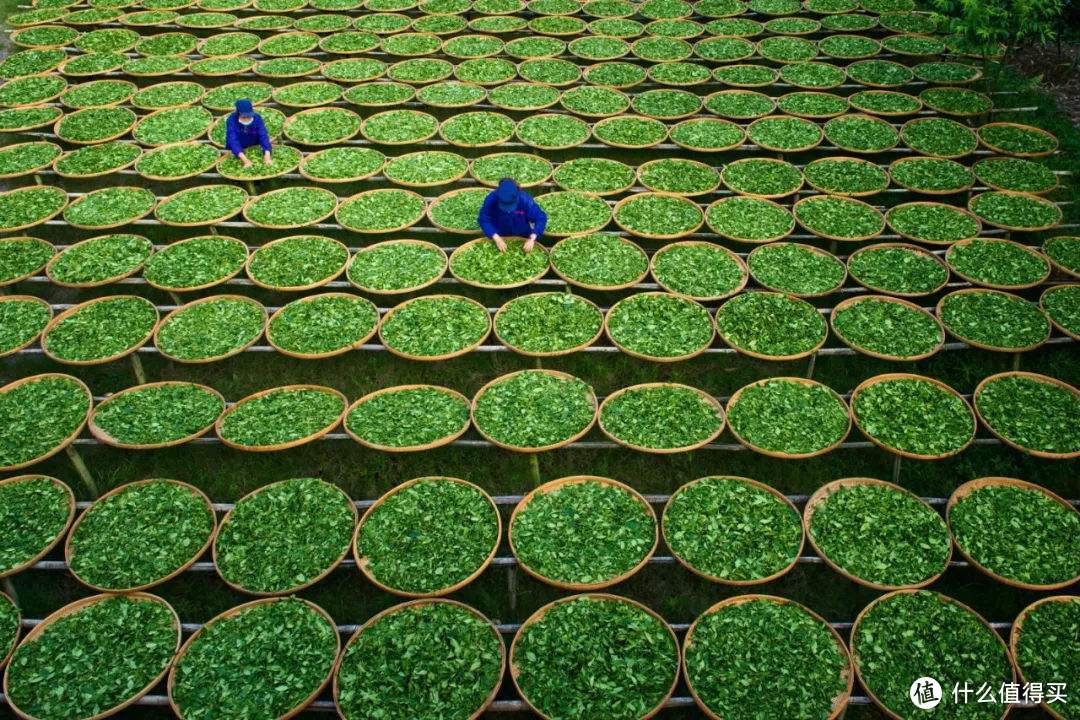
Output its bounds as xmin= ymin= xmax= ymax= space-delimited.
xmin=1010 ymin=42 xmax=1080 ymax=126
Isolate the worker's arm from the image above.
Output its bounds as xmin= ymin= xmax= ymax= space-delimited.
xmin=524 ymin=195 xmax=547 ymax=249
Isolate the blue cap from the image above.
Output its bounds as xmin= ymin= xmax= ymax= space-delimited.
xmin=235 ymin=98 xmax=254 ymax=115
xmin=496 ymin=178 xmax=518 ymax=208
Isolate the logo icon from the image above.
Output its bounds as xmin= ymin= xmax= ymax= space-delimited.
xmin=910 ymin=677 xmax=942 ymax=710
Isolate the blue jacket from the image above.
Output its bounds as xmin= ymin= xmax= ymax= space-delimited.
xmin=478 ymin=189 xmax=547 ymax=239
xmin=224 ymin=112 xmax=271 ymax=157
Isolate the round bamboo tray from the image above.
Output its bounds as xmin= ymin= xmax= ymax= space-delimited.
xmin=3 ymin=592 xmax=180 ymax=720
xmin=600 ymin=383 xmax=725 ymax=454
xmin=714 ymin=64 xmax=778 ymax=88
xmin=488 ymin=85 xmax=557 ymax=112
xmin=846 ymin=242 xmax=950 ymax=297
xmin=42 ymin=295 xmax=159 ymax=366
xmin=63 ymin=187 xmax=157 ymax=231
xmin=793 ymin=195 xmax=885 ymax=242
xmin=592 ymin=115 xmax=669 ymax=149
xmin=471 ymin=369 xmax=598 ymax=452
xmin=948 ymin=476 xmax=1080 ymax=588
xmin=705 ymin=89 xmax=776 ymax=119
xmin=936 ymin=288 xmax=1051 ymax=353
xmin=553 ymin=159 xmax=633 ymax=194
xmin=0 ymin=373 xmax=91 ymax=471
xmin=217 ymin=147 xmax=302 ymax=181
xmin=1042 ymin=283 xmax=1080 ymax=340
xmin=343 ymin=384 xmax=470 ymax=451
xmin=0 ymin=475 xmax=74 ymax=578
xmin=637 ymin=158 xmax=721 ymax=197
xmin=169 ymin=596 xmax=339 ymax=720
xmin=850 ymin=89 xmax=924 ymax=117
xmin=88 ymin=381 xmax=225 ymax=449
xmin=747 ymin=242 xmax=846 ymax=297
xmin=515 ymin=59 xmax=582 ymax=86
xmin=945 ymin=239 xmax=1051 ymax=290
xmin=154 ymin=185 xmax=248 ymax=227
xmin=143 ymin=235 xmax=248 ymax=293
xmin=967 ymin=190 xmax=1063 ymax=233
xmin=747 ymin=115 xmax=824 ymax=153
xmin=426 ymin=188 xmax=494 ymax=235
xmin=0 ymin=237 xmax=53 ymax=287
xmin=494 ymin=291 xmax=603 ymax=356
xmin=726 ymin=377 xmax=851 ymax=458
xmin=778 ymin=91 xmax=850 ymax=119
xmin=0 ymin=141 xmax=61 ymax=180
xmin=135 ymin=107 xmax=212 ymax=148
xmin=550 ymin=234 xmax=649 ymax=291
xmin=154 ymin=294 xmax=268 ymax=364
xmin=0 ymin=75 xmax=66 ymax=101
xmin=54 ymin=112 xmax=136 ymax=146
xmin=241 ymin=187 xmax=339 ymax=230
xmin=59 ymin=79 xmax=137 ymax=110
xmin=973 ymin=371 xmax=1080 ymax=459
xmin=684 ymin=594 xmax=853 ymax=720
xmin=850 ymin=372 xmax=976 ymax=460
xmin=0 ymin=107 xmax=62 ymax=132
xmin=705 ymin=196 xmax=795 ymax=244
xmin=510 ymin=593 xmax=679 ymax=720
xmin=383 ymin=150 xmax=469 ymax=188
xmin=0 ymin=186 xmax=67 ymax=233
xmin=900 ymin=117 xmax=977 ymax=159
xmin=449 ymin=237 xmax=549 ymax=289
xmin=517 ymin=118 xmax=592 ymax=151
xmin=851 ymin=589 xmax=1014 ymax=720
xmin=245 ymin=236 xmax=348 ymax=292
xmin=721 ymin=157 xmax=804 ymax=198
xmin=336 ymin=188 xmax=426 ymax=234
xmin=212 ymin=477 xmax=357 ymax=595
xmin=825 ymin=113 xmax=900 ymax=153
xmin=0 ymin=591 xmax=19 ymax=671
xmin=670 ymin=118 xmax=744 ymax=152
xmin=887 ymin=156 xmax=973 ymax=195
xmin=215 ymin=384 xmax=348 ymax=452
xmin=652 ymin=240 xmax=748 ymax=301
xmin=354 ymin=476 xmax=501 ymax=597
xmin=299 ymin=148 xmax=385 ymax=184
xmin=284 ymin=107 xmax=361 ymax=146
xmin=715 ymin=292 xmax=827 ymax=361
xmin=470 ymin=152 xmax=552 ymax=188
xmin=1010 ymin=595 xmax=1080 ymax=720
xmin=347 ymin=239 xmax=447 ymax=294
xmin=361 ymin=109 xmax=438 ymax=145
xmin=1044 ymin=236 xmax=1080 ymax=279
xmin=662 ymin=476 xmax=804 ymax=585
xmin=606 ymin=292 xmax=716 ymax=362
xmin=804 ymin=477 xmax=952 ymax=591
xmin=46 ymin=232 xmax=151 ymax=284
xmin=332 ymin=598 xmax=505 ymax=720
xmin=54 ymin=143 xmax=143 ymax=180
xmin=612 ymin=192 xmax=704 ymax=240
xmin=509 ymin=475 xmax=658 ymax=590
xmin=134 ymin=141 xmax=217 ymax=182
xmin=0 ymin=295 xmax=52 ymax=358
xmin=830 ymin=295 xmax=945 ymax=361
xmin=378 ymin=293 xmax=491 ymax=361
xmin=977 ymin=122 xmax=1058 ymax=158
xmin=65 ymin=479 xmax=216 ymax=593
xmin=267 ymin=292 xmax=378 ymax=359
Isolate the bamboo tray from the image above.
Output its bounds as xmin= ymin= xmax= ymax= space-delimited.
xmin=936 ymin=288 xmax=1051 ymax=353
xmin=346 ymin=239 xmax=447 ymax=295
xmin=154 ymin=294 xmax=267 ymax=363
xmin=944 ymin=239 xmax=1051 ymax=290
xmin=378 ymin=293 xmax=491 ymax=361
xmin=972 ymin=372 xmax=1080 ymax=460
xmin=494 ymin=291 xmax=604 ymax=357
xmin=343 ymin=384 xmax=471 ymax=452
xmin=0 ymin=475 xmax=74 ymax=579
xmin=1009 ymin=595 xmax=1080 ymax=720
xmin=41 ymin=295 xmax=159 ymax=366
xmin=725 ymin=377 xmax=851 ymax=459
xmin=606 ymin=292 xmax=716 ymax=362
xmin=0 ymin=295 xmax=52 ymax=358
xmin=830 ymin=295 xmax=945 ymax=361
xmin=845 ymin=242 xmax=950 ymax=297
xmin=651 ymin=240 xmax=748 ymax=302
xmin=214 ymin=384 xmax=349 ymax=452
xmin=471 ymin=369 xmax=598 ymax=452
xmin=88 ymin=381 xmax=225 ymax=449
xmin=599 ymin=382 xmax=725 ymax=454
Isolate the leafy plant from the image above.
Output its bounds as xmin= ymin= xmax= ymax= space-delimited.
xmin=473 ymin=370 xmax=595 ymax=448
xmin=603 ymin=384 xmax=722 ymax=450
xmin=5 ymin=596 xmax=177 ymax=720
xmin=550 ymin=233 xmax=648 ymax=288
xmin=513 ymin=479 xmax=654 ymax=584
xmin=969 ymin=191 xmax=1060 ymax=230
xmin=811 ymin=482 xmax=951 ymax=586
xmin=0 ymin=476 xmax=70 ymax=574
xmin=975 ymin=375 xmax=1079 ymax=455
xmin=172 ymin=599 xmax=338 ymax=720
xmin=358 ymin=478 xmax=498 ymax=593
xmin=143 ymin=236 xmax=246 ymax=291
xmin=607 ymin=293 xmax=714 ymax=359
xmin=156 ymin=185 xmax=247 ymax=225
xmin=346 ymin=386 xmax=468 ymax=448
xmin=649 ymin=61 xmax=712 ymax=85
xmin=44 ymin=296 xmax=156 ymax=362
xmin=833 ymin=298 xmax=943 ymax=358
xmin=269 ymin=295 xmax=378 ymax=356
xmin=216 ymin=478 xmax=354 ymax=592
xmin=156 ymin=297 xmax=265 ymax=361
xmin=337 ymin=189 xmax=425 ymax=232
xmin=853 ymin=377 xmax=974 ymax=456
xmin=516 ymin=114 xmax=591 ymax=149
xmin=940 ymin=290 xmax=1049 ymax=349
xmin=381 ymin=295 xmax=489 ymax=357
xmin=336 ymin=602 xmax=502 ymax=720
xmin=913 ymin=61 xmax=982 ymax=83
xmin=514 ymin=597 xmax=678 ymax=720
xmin=55 ymin=107 xmax=136 ymax=144
xmin=50 ymin=233 xmax=151 ymax=286
xmin=652 ymin=243 xmax=744 ymax=299
xmin=686 ymin=599 xmax=849 ymax=719
xmin=853 ymin=592 xmax=1013 ymax=720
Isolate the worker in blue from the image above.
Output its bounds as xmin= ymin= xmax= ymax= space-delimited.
xmin=224 ymin=98 xmax=272 ymax=169
xmin=478 ymin=178 xmax=547 ymax=253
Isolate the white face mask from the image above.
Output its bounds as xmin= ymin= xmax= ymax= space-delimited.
xmin=239 ymin=116 xmax=253 ymax=126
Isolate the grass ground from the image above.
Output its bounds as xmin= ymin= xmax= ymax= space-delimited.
xmin=0 ymin=0 xmax=1077 ymax=716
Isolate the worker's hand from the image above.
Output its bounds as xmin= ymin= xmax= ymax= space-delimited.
xmin=492 ymin=234 xmax=506 ymax=252
xmin=523 ymin=234 xmax=537 ymax=252
xmin=240 ymin=155 xmax=253 ymax=168
xmin=263 ymin=151 xmax=272 ymax=165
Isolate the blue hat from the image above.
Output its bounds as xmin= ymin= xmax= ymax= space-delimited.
xmin=496 ymin=178 xmax=518 ymax=209
xmin=235 ymin=98 xmax=254 ymax=115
